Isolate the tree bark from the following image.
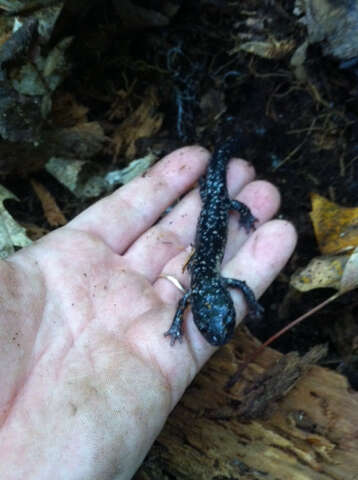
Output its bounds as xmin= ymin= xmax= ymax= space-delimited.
xmin=137 ymin=327 xmax=358 ymax=479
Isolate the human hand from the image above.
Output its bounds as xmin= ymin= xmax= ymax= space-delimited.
xmin=0 ymin=145 xmax=296 ymax=479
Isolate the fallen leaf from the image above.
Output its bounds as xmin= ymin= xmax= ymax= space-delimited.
xmin=52 ymin=92 xmax=89 ymax=127
xmin=107 ymin=86 xmax=135 ymax=122
xmin=105 ymin=153 xmax=156 ymax=186
xmin=299 ymin=0 xmax=358 ymax=60
xmin=290 ymin=254 xmax=348 ymax=292
xmin=22 ymin=222 xmax=49 ymax=241
xmin=47 ymin=121 xmax=105 ymax=159
xmin=230 ymin=37 xmax=295 ymax=59
xmin=292 ymin=194 xmax=358 ymax=293
xmin=31 ymin=179 xmax=67 ymax=227
xmin=45 ymin=157 xmax=105 ymax=198
xmin=310 ymin=193 xmax=358 ymax=255
xmin=339 ymin=247 xmax=358 ymax=293
xmin=292 ymin=0 xmax=358 ymax=80
xmin=46 ymin=153 xmax=156 ymax=198
xmin=111 ymin=86 xmax=163 ymax=160
xmin=0 ymin=185 xmax=31 ymax=258
xmin=291 ymin=245 xmax=358 ymax=295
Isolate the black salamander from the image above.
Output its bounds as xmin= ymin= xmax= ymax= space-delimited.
xmin=165 ymin=138 xmax=263 ymax=346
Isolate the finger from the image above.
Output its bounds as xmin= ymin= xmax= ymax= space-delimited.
xmin=152 ymin=179 xmax=281 ymax=300
xmin=223 ymin=220 xmax=297 ymax=310
xmin=126 ymin=219 xmax=297 ymax=407
xmin=223 ymin=180 xmax=281 ymax=263
xmin=124 ymin=159 xmax=257 ymax=280
xmin=68 ymin=146 xmax=210 ymax=254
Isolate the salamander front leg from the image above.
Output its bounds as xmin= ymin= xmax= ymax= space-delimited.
xmin=230 ymin=199 xmax=257 ymax=233
xmin=223 ymin=278 xmax=264 ymax=319
xmin=164 ymin=291 xmax=192 ymax=345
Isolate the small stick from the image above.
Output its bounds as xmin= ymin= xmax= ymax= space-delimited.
xmin=226 ymin=292 xmax=341 ymax=390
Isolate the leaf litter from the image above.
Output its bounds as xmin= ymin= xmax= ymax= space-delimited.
xmin=0 ymin=1 xmax=357 ymax=390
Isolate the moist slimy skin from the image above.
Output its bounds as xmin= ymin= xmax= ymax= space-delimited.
xmin=165 ymin=138 xmax=263 ymax=346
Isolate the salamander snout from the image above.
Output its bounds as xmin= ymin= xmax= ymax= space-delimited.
xmin=192 ymin=285 xmax=236 ymax=346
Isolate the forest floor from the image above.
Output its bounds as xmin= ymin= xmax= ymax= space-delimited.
xmin=3 ymin=0 xmax=358 ymax=389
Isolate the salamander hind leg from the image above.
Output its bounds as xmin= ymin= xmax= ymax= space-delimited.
xmin=223 ymin=277 xmax=264 ymax=319
xmin=164 ymin=291 xmax=192 ymax=345
xmin=230 ymin=199 xmax=257 ymax=233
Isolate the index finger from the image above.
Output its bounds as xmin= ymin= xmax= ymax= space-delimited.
xmin=68 ymin=146 xmax=210 ymax=254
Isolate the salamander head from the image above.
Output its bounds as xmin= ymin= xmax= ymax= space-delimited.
xmin=192 ymin=283 xmax=236 ymax=346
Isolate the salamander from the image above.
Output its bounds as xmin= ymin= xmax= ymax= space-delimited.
xmin=164 ymin=138 xmax=263 ymax=346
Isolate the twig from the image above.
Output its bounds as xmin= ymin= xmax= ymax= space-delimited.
xmin=226 ymin=291 xmax=341 ymax=389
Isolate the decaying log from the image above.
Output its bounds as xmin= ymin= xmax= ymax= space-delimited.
xmin=137 ymin=327 xmax=358 ymax=479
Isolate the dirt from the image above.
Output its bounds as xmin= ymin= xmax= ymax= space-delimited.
xmin=3 ymin=1 xmax=358 ymax=387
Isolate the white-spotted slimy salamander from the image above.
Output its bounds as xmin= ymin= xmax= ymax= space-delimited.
xmin=164 ymin=138 xmax=263 ymax=346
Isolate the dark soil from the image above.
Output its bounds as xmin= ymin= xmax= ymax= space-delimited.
xmin=4 ymin=1 xmax=358 ymax=387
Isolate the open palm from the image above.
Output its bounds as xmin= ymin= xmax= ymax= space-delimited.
xmin=0 ymin=146 xmax=296 ymax=480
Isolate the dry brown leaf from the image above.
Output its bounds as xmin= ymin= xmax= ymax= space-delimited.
xmin=52 ymin=92 xmax=89 ymax=127
xmin=31 ymin=179 xmax=67 ymax=227
xmin=22 ymin=223 xmax=49 ymax=241
xmin=230 ymin=37 xmax=295 ymax=59
xmin=310 ymin=192 xmax=358 ymax=255
xmin=111 ymin=86 xmax=163 ymax=160
xmin=107 ymin=85 xmax=135 ymax=121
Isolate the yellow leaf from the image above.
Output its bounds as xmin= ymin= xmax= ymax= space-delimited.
xmin=310 ymin=193 xmax=358 ymax=254
xmin=291 ymin=246 xmax=358 ymax=294
xmin=290 ymin=254 xmax=348 ymax=292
